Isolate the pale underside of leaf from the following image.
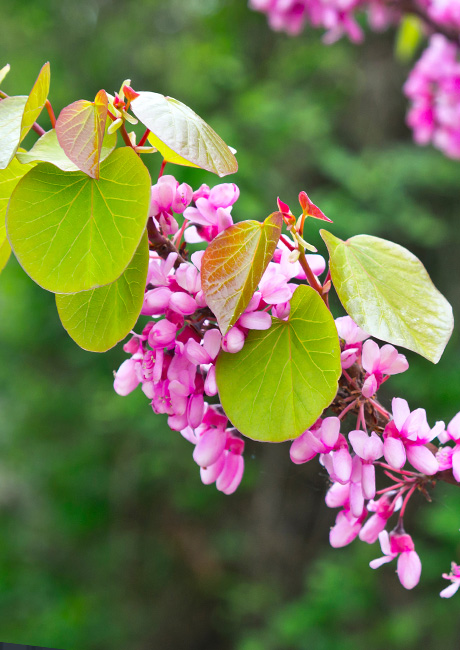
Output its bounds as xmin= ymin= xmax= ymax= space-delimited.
xmin=17 ymin=126 xmax=117 ymax=171
xmin=131 ymin=91 xmax=237 ymax=177
xmin=0 ymin=95 xmax=27 ymax=169
xmin=6 ymin=147 xmax=151 ymax=294
xmin=321 ymin=230 xmax=453 ymax=363
xmin=216 ymin=285 xmax=341 ymax=442
xmin=201 ymin=213 xmax=283 ymax=334
xmin=20 ymin=61 xmax=50 ymax=142
xmin=56 ymin=231 xmax=148 ymax=352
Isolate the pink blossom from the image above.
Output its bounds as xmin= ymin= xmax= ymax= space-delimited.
xmin=361 ymin=340 xmax=408 ymax=398
xmin=370 ymin=530 xmax=422 ymax=590
xmin=440 ymin=562 xmax=460 ymax=598
xmin=383 ymin=398 xmax=443 ymax=474
xmin=329 ymin=506 xmax=367 ymax=548
xmin=359 ymin=492 xmax=401 ymax=544
xmin=437 ymin=411 xmax=460 ymax=481
xmin=150 ymin=175 xmax=193 ymax=235
xmin=335 ymin=316 xmax=369 ymax=369
xmin=348 ymin=429 xmax=384 ymax=499
xmin=291 ymin=417 xmax=352 ymax=484
xmin=183 ymin=182 xmax=239 ymax=243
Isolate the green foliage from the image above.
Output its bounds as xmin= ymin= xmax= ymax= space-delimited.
xmin=7 ymin=147 xmax=151 ymax=293
xmin=216 ymin=286 xmax=341 ymax=442
xmin=321 ymin=230 xmax=454 ymax=363
xmin=201 ymin=212 xmax=282 ymax=333
xmin=0 ymin=156 xmax=35 ymax=272
xmin=56 ymin=231 xmax=148 ymax=352
xmin=131 ymin=91 xmax=238 ymax=176
xmin=19 ymin=61 xmax=50 ymax=142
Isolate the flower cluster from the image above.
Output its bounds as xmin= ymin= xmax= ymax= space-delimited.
xmin=114 ymin=174 xmax=459 ymax=596
xmin=249 ymin=0 xmax=395 ymax=42
xmin=250 ymin=1 xmax=460 ymax=159
xmin=114 ymin=175 xmax=324 ymax=493
xmin=289 ymin=314 xmax=460 ymax=592
xmin=404 ymin=35 xmax=460 ymax=159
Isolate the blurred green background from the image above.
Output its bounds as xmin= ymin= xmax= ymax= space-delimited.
xmin=1 ymin=1 xmax=460 ymax=648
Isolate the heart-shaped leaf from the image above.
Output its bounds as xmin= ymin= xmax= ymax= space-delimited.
xmin=56 ymin=89 xmax=108 ymax=179
xmin=17 ymin=125 xmax=117 ymax=171
xmin=201 ymin=213 xmax=283 ymax=334
xmin=216 ymin=285 xmax=341 ymax=442
xmin=7 ymin=147 xmax=151 ymax=294
xmin=0 ymin=156 xmax=35 ymax=273
xmin=321 ymin=230 xmax=454 ymax=363
xmin=131 ymin=91 xmax=237 ymax=177
xmin=56 ymin=231 xmax=148 ymax=352
xmin=0 ymin=95 xmax=27 ymax=169
xmin=20 ymin=61 xmax=50 ymax=142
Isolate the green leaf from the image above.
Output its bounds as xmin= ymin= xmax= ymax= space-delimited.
xmin=0 ymin=95 xmax=28 ymax=169
xmin=216 ymin=285 xmax=341 ymax=442
xmin=55 ymin=89 xmax=108 ymax=179
xmin=17 ymin=125 xmax=117 ymax=171
xmin=7 ymin=147 xmax=151 ymax=294
xmin=20 ymin=61 xmax=50 ymax=142
xmin=56 ymin=231 xmax=148 ymax=352
xmin=131 ymin=91 xmax=238 ymax=177
xmin=0 ymin=156 xmax=35 ymax=274
xmin=321 ymin=230 xmax=454 ymax=363
xmin=395 ymin=15 xmax=423 ymax=62
xmin=201 ymin=213 xmax=283 ymax=334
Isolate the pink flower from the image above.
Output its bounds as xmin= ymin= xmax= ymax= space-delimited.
xmin=113 ymin=358 xmax=141 ymax=395
xmin=291 ymin=417 xmax=352 ymax=484
xmin=184 ymin=182 xmax=239 ymax=243
xmin=150 ymin=175 xmax=192 ymax=235
xmin=361 ymin=340 xmax=408 ymax=398
xmin=335 ymin=316 xmax=369 ymax=369
xmin=329 ymin=506 xmax=367 ymax=548
xmin=359 ymin=493 xmax=401 ymax=544
xmin=438 ymin=411 xmax=460 ymax=481
xmin=348 ymin=430 xmax=384 ymax=499
xmin=370 ymin=529 xmax=422 ymax=590
xmin=383 ymin=398 xmax=443 ymax=474
xmin=440 ymin=562 xmax=460 ymax=598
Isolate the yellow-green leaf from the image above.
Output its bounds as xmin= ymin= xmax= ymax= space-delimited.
xmin=201 ymin=213 xmax=283 ymax=334
xmin=55 ymin=89 xmax=108 ymax=179
xmin=7 ymin=147 xmax=151 ymax=294
xmin=0 ymin=156 xmax=35 ymax=274
xmin=20 ymin=61 xmax=50 ymax=142
xmin=56 ymin=232 xmax=148 ymax=352
xmin=321 ymin=230 xmax=454 ymax=363
xmin=216 ymin=286 xmax=341 ymax=442
xmin=131 ymin=91 xmax=237 ymax=177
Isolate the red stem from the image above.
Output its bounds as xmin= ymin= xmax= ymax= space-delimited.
xmin=138 ymin=128 xmax=151 ymax=147
xmin=280 ymin=234 xmax=295 ymax=251
xmin=158 ymin=159 xmax=167 ymax=178
xmin=45 ymin=99 xmax=56 ymax=128
xmin=338 ymin=398 xmax=358 ymax=420
xmin=298 ymin=250 xmax=325 ymax=303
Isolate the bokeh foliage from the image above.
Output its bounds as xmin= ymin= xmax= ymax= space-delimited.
xmin=1 ymin=0 xmax=460 ymax=648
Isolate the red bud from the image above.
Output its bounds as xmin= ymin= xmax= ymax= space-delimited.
xmin=298 ymin=191 xmax=333 ymax=223
xmin=123 ymin=85 xmax=140 ymax=102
